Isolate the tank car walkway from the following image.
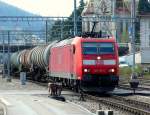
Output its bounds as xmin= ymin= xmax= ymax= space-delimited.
xmin=0 ymin=76 xmax=93 ymax=115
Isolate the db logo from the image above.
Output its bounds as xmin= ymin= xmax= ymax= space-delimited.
xmin=96 ymin=60 xmax=103 ymax=65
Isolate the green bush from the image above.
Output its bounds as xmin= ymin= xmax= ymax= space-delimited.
xmin=119 ymin=64 xmax=150 ymax=81
xmin=134 ymin=64 xmax=142 ymax=73
xmin=119 ymin=64 xmax=142 ymax=77
xmin=119 ymin=67 xmax=132 ymax=77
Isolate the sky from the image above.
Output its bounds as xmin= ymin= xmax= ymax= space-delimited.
xmin=1 ymin=0 xmax=88 ymax=16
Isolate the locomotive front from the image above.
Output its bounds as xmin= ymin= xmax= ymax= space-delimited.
xmin=80 ymin=38 xmax=119 ymax=92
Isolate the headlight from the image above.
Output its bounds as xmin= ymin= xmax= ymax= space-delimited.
xmin=109 ymin=69 xmax=115 ymax=72
xmin=83 ymin=68 xmax=90 ymax=72
xmin=84 ymin=69 xmax=88 ymax=72
xmin=97 ymin=56 xmax=101 ymax=60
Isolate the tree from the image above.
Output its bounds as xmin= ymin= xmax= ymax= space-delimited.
xmin=48 ymin=0 xmax=85 ymax=41
xmin=48 ymin=20 xmax=62 ymax=41
xmin=77 ymin=0 xmax=85 ymax=34
xmin=138 ymin=0 xmax=150 ymax=14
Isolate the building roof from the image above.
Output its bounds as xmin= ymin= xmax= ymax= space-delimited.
xmin=81 ymin=0 xmax=95 ymax=16
xmin=82 ymin=0 xmax=131 ymax=16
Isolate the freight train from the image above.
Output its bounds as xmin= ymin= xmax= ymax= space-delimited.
xmin=10 ymin=36 xmax=119 ymax=92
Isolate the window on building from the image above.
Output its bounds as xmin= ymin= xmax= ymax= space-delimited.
xmin=87 ymin=21 xmax=90 ymax=32
xmin=116 ymin=1 xmax=123 ymax=8
xmin=149 ymin=35 xmax=150 ymax=46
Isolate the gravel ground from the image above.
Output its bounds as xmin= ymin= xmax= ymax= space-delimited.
xmin=126 ymin=95 xmax=150 ymax=104
xmin=0 ymin=75 xmax=47 ymax=115
xmin=0 ymin=76 xmax=46 ymax=90
xmin=63 ymin=95 xmax=133 ymax=115
xmin=1 ymin=75 xmax=148 ymax=115
xmin=0 ymin=106 xmax=4 ymax=115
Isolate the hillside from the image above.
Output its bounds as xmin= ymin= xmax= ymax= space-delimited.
xmin=0 ymin=1 xmax=46 ymax=44
xmin=0 ymin=1 xmax=35 ymax=16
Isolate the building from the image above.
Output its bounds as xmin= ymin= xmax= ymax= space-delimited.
xmin=82 ymin=0 xmax=150 ymax=70
xmin=81 ymin=0 xmax=133 ymax=42
xmin=82 ymin=0 xmax=115 ymax=37
xmin=139 ymin=14 xmax=150 ymax=66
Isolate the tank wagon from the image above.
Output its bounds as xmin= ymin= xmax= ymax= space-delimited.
xmin=11 ymin=37 xmax=119 ymax=92
xmin=10 ymin=52 xmax=20 ymax=73
xmin=10 ymin=41 xmax=57 ymax=81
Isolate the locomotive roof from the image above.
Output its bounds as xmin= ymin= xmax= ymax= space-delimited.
xmin=52 ymin=38 xmax=74 ymax=47
xmin=52 ymin=36 xmax=116 ymax=48
xmin=81 ymin=37 xmax=116 ymax=42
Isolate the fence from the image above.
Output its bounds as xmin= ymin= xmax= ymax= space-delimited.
xmin=0 ymin=16 xmax=144 ymax=81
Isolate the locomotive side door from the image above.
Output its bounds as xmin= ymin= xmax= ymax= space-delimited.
xmin=70 ymin=45 xmax=75 ymax=79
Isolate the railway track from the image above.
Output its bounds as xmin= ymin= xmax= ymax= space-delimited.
xmin=27 ymin=80 xmax=47 ymax=87
xmin=119 ymin=76 xmax=150 ymax=89
xmin=118 ymin=77 xmax=150 ymax=91
xmin=27 ymin=79 xmax=150 ymax=115
xmin=85 ymin=94 xmax=150 ymax=115
xmin=118 ymin=84 xmax=150 ymax=91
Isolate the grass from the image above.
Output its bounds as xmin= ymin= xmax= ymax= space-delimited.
xmin=119 ymin=64 xmax=144 ymax=77
xmin=119 ymin=65 xmax=150 ymax=84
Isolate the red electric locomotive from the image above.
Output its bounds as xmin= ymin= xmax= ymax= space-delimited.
xmin=49 ymin=36 xmax=119 ymax=92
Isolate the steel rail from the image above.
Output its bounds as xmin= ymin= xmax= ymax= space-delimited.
xmin=118 ymin=84 xmax=150 ymax=91
xmin=112 ymin=95 xmax=150 ymax=110
xmin=86 ymin=94 xmax=150 ymax=115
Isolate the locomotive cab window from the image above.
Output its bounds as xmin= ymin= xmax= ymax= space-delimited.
xmin=82 ymin=42 xmax=114 ymax=55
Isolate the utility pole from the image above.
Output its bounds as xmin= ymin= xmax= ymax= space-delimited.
xmin=45 ymin=20 xmax=48 ymax=43
xmin=60 ymin=20 xmax=64 ymax=40
xmin=7 ymin=31 xmax=11 ymax=82
xmin=2 ymin=31 xmax=5 ymax=78
xmin=74 ymin=0 xmax=77 ymax=36
xmin=131 ymin=0 xmax=136 ymax=72
xmin=112 ymin=0 xmax=117 ymax=41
